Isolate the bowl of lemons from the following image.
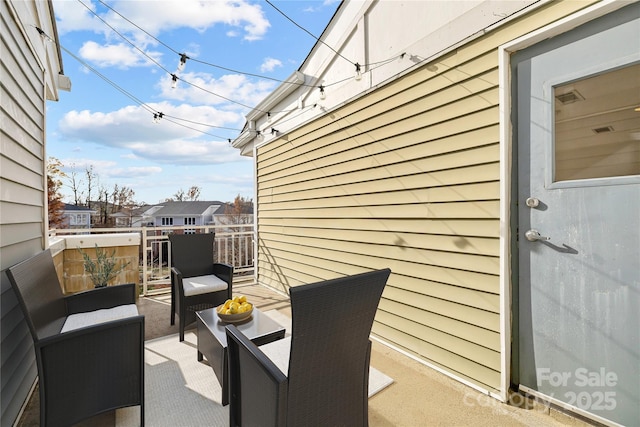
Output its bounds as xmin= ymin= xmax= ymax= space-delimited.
xmin=216 ymin=295 xmax=253 ymax=323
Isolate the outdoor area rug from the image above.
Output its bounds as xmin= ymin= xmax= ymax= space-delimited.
xmin=116 ymin=311 xmax=393 ymax=426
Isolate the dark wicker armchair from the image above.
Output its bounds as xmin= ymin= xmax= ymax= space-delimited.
xmin=226 ymin=268 xmax=391 ymax=427
xmin=169 ymin=233 xmax=233 ymax=341
xmin=6 ymin=249 xmax=145 ymax=427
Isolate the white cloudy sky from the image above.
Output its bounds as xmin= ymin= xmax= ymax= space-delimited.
xmin=47 ymin=0 xmax=340 ymax=205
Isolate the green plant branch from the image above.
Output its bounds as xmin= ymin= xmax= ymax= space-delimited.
xmin=78 ymin=245 xmax=131 ymax=288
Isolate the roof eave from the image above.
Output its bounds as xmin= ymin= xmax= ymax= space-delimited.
xmin=245 ymin=70 xmax=306 ymax=123
xmin=232 ymin=128 xmax=255 ymax=153
xmin=232 ymin=70 xmax=306 ymax=155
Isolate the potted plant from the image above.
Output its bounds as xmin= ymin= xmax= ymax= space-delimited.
xmin=79 ymin=245 xmax=130 ymax=288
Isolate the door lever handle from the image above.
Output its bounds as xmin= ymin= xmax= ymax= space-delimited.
xmin=525 ymin=229 xmax=550 ymax=242
xmin=525 ymin=197 xmax=540 ymax=208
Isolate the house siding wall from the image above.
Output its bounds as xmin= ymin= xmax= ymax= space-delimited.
xmin=255 ymin=0 xmax=596 ymax=394
xmin=0 ymin=1 xmax=58 ymax=425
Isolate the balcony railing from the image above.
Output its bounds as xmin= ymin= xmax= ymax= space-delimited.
xmin=49 ymin=224 xmax=255 ymax=296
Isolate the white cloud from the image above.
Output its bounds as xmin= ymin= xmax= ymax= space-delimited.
xmin=112 ymin=0 xmax=271 ymax=40
xmin=304 ymin=0 xmax=341 ymax=13
xmin=260 ymin=57 xmax=282 ymax=73
xmin=60 ymin=103 xmax=241 ymax=141
xmin=53 ymin=0 xmax=99 ymax=34
xmin=159 ymin=72 xmax=277 ymax=108
xmin=60 ymin=157 xmax=161 ymax=181
xmin=62 ymin=157 xmax=116 ymax=172
xmin=55 ymin=0 xmax=271 ymax=41
xmin=57 ymin=103 xmax=245 ymax=165
xmin=78 ymin=41 xmax=162 ymax=68
xmin=111 ymin=166 xmax=163 ymax=178
xmin=128 ymin=139 xmax=241 ymax=165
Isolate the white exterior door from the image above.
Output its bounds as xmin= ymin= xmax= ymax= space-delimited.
xmin=515 ymin=5 xmax=640 ymax=426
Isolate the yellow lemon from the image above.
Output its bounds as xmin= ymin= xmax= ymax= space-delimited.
xmin=238 ymin=295 xmax=247 ymax=304
xmin=229 ymin=302 xmax=239 ymax=314
xmin=223 ymin=299 xmax=232 ymax=310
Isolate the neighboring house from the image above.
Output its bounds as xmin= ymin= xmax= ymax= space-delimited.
xmin=61 ymin=203 xmax=97 ymax=229
xmin=110 ymin=210 xmax=131 ymax=227
xmin=0 ymin=0 xmax=70 ymax=425
xmin=86 ymin=200 xmax=122 ymax=226
xmin=145 ymin=201 xmax=230 ymax=232
xmin=131 ymin=204 xmax=161 ymax=227
xmin=232 ymin=1 xmax=639 ymax=426
xmin=111 ymin=205 xmax=151 ymax=227
xmin=111 ymin=202 xmax=244 ymax=230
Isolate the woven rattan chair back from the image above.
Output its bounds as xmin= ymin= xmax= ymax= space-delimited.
xmin=7 ymin=250 xmax=67 ymax=340
xmin=286 ymin=268 xmax=390 ymax=426
xmin=169 ymin=232 xmax=216 ymax=277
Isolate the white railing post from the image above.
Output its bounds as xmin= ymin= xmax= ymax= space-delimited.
xmin=142 ymin=227 xmax=148 ymax=296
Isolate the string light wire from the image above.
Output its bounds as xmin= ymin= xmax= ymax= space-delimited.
xmin=76 ymin=0 xmax=411 ymax=120
xmin=76 ymin=0 xmax=171 ymax=75
xmin=43 ymin=0 xmax=414 ymax=139
xmin=77 ymin=0 xmax=299 ymax=112
xmin=93 ymin=0 xmax=304 ymax=86
xmin=162 ymin=115 xmax=231 ymax=140
xmin=57 ymin=41 xmax=239 ymax=140
xmin=59 ymin=44 xmax=154 ymax=114
xmin=58 ymin=29 xmax=404 ymax=140
xmin=91 ymin=0 xmax=400 ymax=87
xmin=264 ymin=0 xmax=354 ymax=65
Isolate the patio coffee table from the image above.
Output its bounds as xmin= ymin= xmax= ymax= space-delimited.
xmin=196 ymin=307 xmax=286 ymax=406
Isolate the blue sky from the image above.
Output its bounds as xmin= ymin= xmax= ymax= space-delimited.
xmin=47 ymin=0 xmax=340 ymax=205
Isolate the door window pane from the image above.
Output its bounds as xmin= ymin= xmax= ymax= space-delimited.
xmin=554 ymin=63 xmax=640 ymax=182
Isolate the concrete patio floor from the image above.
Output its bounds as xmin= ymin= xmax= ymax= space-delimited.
xmin=17 ymin=281 xmax=591 ymax=426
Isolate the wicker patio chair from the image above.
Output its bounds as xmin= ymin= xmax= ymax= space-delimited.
xmin=226 ymin=268 xmax=391 ymax=427
xmin=6 ymin=249 xmax=145 ymax=427
xmin=169 ymin=233 xmax=233 ymax=341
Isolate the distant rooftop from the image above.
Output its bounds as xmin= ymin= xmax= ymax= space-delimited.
xmin=151 ymin=201 xmax=227 ymax=216
xmin=63 ymin=203 xmax=96 ymax=212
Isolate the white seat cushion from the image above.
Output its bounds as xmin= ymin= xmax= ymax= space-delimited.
xmin=62 ymin=304 xmax=139 ymax=333
xmin=183 ymin=274 xmax=228 ymax=297
xmin=260 ymin=335 xmax=292 ymax=376
xmin=258 ymin=335 xmax=391 ymax=398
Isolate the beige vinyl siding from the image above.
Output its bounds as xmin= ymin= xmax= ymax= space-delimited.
xmin=0 ymin=1 xmax=47 ymax=425
xmin=255 ymin=1 xmax=597 ymax=394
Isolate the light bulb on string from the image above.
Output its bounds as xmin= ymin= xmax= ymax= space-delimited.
xmin=177 ymin=53 xmax=189 ymax=72
xmin=319 ymin=85 xmax=326 ymax=100
xmin=171 ymin=74 xmax=178 ymax=89
xmin=153 ymin=112 xmax=164 ymax=123
xmin=267 ymin=112 xmax=272 ymax=123
xmin=354 ymin=63 xmax=362 ymax=81
xmin=35 ymin=26 xmax=53 ymax=43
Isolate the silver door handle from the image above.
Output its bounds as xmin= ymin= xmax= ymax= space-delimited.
xmin=525 ymin=197 xmax=540 ymax=208
xmin=525 ymin=229 xmax=550 ymax=242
